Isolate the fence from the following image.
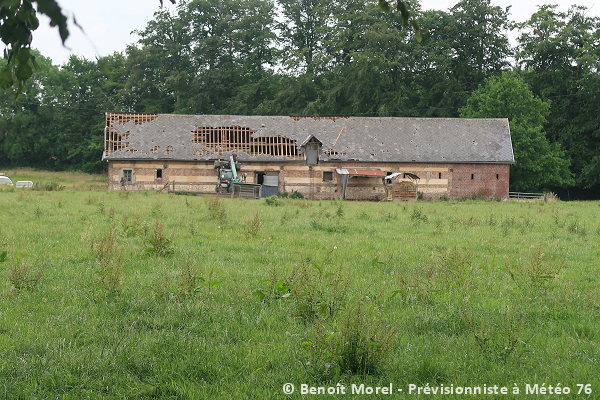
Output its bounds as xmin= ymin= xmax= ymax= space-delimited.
xmin=509 ymin=192 xmax=545 ymax=201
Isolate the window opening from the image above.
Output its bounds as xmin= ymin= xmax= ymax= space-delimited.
xmin=157 ymin=169 xmax=162 ymax=179
xmin=123 ymin=169 xmax=133 ymax=183
xmin=323 ymin=171 xmax=333 ymax=181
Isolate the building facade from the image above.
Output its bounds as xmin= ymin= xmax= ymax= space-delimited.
xmin=103 ymin=113 xmax=514 ymax=200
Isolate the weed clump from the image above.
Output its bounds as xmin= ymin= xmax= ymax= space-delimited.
xmin=179 ymin=258 xmax=221 ymax=296
xmin=244 ymin=212 xmax=261 ymax=238
xmin=304 ymin=303 xmax=396 ymax=378
xmin=461 ymin=306 xmax=525 ymax=363
xmin=32 ymin=181 xmax=65 ymax=191
xmin=145 ymin=220 xmax=174 ymax=257
xmin=505 ymin=245 xmax=565 ymax=293
xmin=410 ymin=206 xmax=428 ymax=223
xmin=91 ymin=227 xmax=123 ymax=292
xmin=9 ymin=260 xmax=43 ymax=291
xmin=206 ymin=196 xmax=226 ymax=222
xmin=121 ymin=214 xmax=143 ymax=237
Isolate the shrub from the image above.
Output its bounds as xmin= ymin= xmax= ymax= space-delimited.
xmin=290 ymin=190 xmax=304 ymax=199
xmin=264 ymin=196 xmax=282 ymax=206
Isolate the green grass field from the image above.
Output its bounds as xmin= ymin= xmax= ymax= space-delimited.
xmin=0 ymin=183 xmax=599 ymax=398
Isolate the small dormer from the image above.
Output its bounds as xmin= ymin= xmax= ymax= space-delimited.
xmin=301 ymin=135 xmax=322 ymax=165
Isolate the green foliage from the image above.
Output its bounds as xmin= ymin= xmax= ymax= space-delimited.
xmin=516 ymin=5 xmax=600 ymax=192
xmin=290 ymin=190 xmax=304 ymax=199
xmin=460 ymin=71 xmax=574 ymax=191
xmin=264 ymin=196 xmax=282 ymax=206
xmin=0 ymin=0 xmax=67 ymax=100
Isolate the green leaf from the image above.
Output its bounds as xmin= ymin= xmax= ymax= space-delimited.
xmin=252 ymin=290 xmax=266 ymax=302
xmin=397 ymin=1 xmax=410 ymax=27
xmin=98 ymin=58 xmax=110 ymax=75
xmin=15 ymin=62 xmax=33 ymax=81
xmin=0 ymin=251 xmax=7 ymax=262
xmin=377 ymin=0 xmax=391 ymax=14
xmin=17 ymin=48 xmax=31 ymax=64
xmin=274 ymin=279 xmax=289 ymax=293
xmin=0 ymin=67 xmax=14 ymax=90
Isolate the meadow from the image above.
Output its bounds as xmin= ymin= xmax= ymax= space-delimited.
xmin=0 ymin=178 xmax=599 ymax=398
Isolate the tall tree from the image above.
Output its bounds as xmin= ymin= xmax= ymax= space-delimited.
xmin=515 ymin=5 xmax=600 ymax=191
xmin=460 ymin=71 xmax=573 ymax=191
xmin=277 ymin=0 xmax=333 ymax=76
xmin=411 ymin=0 xmax=512 ymax=117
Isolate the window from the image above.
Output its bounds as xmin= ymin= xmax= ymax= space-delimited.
xmin=123 ymin=169 xmax=133 ymax=183
xmin=471 ymin=174 xmax=474 ymax=180
xmin=323 ymin=171 xmax=333 ymax=181
xmin=458 ymin=173 xmax=463 ymax=180
xmin=156 ymin=169 xmax=162 ymax=179
xmin=496 ymin=174 xmax=499 ymax=180
xmin=438 ymin=172 xmax=442 ymax=179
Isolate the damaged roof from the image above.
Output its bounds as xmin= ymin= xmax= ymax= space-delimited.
xmin=104 ymin=114 xmax=514 ymax=164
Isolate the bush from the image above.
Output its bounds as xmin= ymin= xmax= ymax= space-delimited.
xmin=264 ymin=196 xmax=282 ymax=206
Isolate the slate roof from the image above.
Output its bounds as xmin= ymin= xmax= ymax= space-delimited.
xmin=104 ymin=114 xmax=514 ymax=164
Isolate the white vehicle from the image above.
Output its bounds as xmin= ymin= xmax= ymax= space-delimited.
xmin=0 ymin=175 xmax=13 ymax=185
xmin=16 ymin=181 xmax=33 ymax=188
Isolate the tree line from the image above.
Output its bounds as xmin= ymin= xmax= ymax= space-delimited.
xmin=0 ymin=0 xmax=598 ymax=197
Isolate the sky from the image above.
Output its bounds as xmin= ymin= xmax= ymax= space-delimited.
xmin=33 ymin=0 xmax=598 ymax=66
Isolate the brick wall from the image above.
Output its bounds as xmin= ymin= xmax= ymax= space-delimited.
xmin=107 ymin=160 xmax=510 ymax=200
xmin=449 ymin=164 xmax=510 ymax=199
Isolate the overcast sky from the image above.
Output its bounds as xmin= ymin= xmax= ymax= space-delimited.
xmin=33 ymin=0 xmax=598 ymax=66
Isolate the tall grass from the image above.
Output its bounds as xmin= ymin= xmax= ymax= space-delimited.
xmin=0 ymin=186 xmax=598 ymax=398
